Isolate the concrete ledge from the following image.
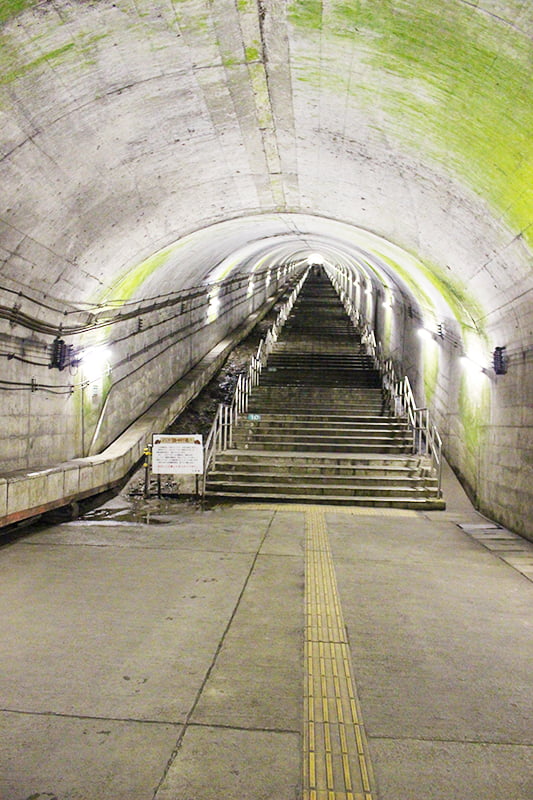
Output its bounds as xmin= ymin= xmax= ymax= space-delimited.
xmin=0 ymin=294 xmax=281 ymax=530
xmin=0 ymin=478 xmax=7 ymax=519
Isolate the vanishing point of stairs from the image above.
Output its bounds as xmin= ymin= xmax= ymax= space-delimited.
xmin=205 ymin=269 xmax=445 ymax=508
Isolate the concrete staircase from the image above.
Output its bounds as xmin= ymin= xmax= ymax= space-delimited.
xmin=205 ymin=270 xmax=445 ymax=508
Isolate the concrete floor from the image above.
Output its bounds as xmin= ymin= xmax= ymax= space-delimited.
xmin=1 ymin=464 xmax=532 ymax=800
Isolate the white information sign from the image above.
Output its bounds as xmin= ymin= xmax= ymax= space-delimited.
xmin=152 ymin=434 xmax=204 ymax=475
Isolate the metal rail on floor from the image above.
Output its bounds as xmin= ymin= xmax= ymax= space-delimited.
xmin=202 ymin=270 xmax=309 ymax=495
xmin=331 ymin=275 xmax=443 ymax=498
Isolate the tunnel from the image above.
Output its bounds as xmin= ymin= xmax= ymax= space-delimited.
xmin=1 ymin=3 xmax=533 ymax=798
xmin=0 ymin=2 xmax=532 ymax=535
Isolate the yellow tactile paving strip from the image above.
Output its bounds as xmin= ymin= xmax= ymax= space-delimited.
xmin=303 ymin=506 xmax=375 ymax=800
xmin=241 ymin=503 xmax=418 ymax=518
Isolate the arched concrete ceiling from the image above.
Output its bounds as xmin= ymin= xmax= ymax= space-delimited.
xmin=1 ymin=0 xmax=532 ymax=347
xmin=110 ymin=213 xmax=461 ymax=332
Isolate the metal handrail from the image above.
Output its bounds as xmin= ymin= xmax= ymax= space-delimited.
xmin=202 ymin=269 xmax=309 ymax=495
xmin=330 ymin=270 xmax=443 ymax=497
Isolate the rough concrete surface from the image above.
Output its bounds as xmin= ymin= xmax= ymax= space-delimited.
xmin=1 ymin=462 xmax=532 ymax=799
xmin=1 ymin=0 xmax=533 ymax=540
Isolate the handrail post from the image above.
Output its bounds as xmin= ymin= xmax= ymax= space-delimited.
xmin=224 ymin=405 xmax=229 ymax=450
xmin=229 ymin=405 xmax=234 ymax=449
xmin=437 ymin=441 xmax=443 ymax=497
xmin=216 ymin=404 xmax=223 ymax=455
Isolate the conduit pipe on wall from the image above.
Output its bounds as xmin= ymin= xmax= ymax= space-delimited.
xmin=0 ymin=280 xmax=300 ymax=531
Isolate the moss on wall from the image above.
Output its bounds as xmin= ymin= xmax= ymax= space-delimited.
xmin=290 ymin=0 xmax=533 ymax=249
xmin=422 ymin=263 xmax=485 ymax=336
xmin=0 ymin=41 xmax=76 ymax=84
xmin=375 ymin=246 xmax=487 ymax=344
xmin=245 ymin=44 xmax=260 ymax=62
xmin=458 ymin=372 xmax=490 ymax=488
xmin=0 ymin=0 xmax=34 ymax=25
xmin=376 ymin=252 xmax=435 ymax=316
xmin=104 ymin=245 xmax=182 ymax=305
xmin=289 ymin=0 xmax=323 ymax=30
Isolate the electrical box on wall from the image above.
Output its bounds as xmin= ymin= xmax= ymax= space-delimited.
xmin=49 ymin=337 xmax=76 ymax=371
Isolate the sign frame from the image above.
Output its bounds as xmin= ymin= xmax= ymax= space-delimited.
xmin=151 ymin=434 xmax=204 ymax=475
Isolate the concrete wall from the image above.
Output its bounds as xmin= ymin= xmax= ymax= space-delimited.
xmin=332 ymin=262 xmax=533 ymax=543
xmin=0 ymin=283 xmax=296 ymax=530
xmin=0 ymin=268 xmax=287 ymax=473
xmin=88 ymin=271 xmax=278 ymax=455
xmin=1 ymin=0 xmax=532 ymax=538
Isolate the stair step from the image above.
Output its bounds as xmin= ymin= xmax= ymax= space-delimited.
xmin=251 ymin=387 xmax=384 ymax=395
xmin=205 ymin=480 xmax=439 ymax=499
xmin=208 ymin=470 xmax=437 ymax=486
xmin=234 ymin=432 xmax=413 ymax=443
xmin=273 ymin=359 xmax=368 ymax=363
xmin=204 ymin=489 xmax=446 ymax=509
xmin=202 ymin=268 xmax=445 ymax=510
xmin=239 ymin=412 xmax=400 ymax=425
xmin=234 ymin=443 xmax=412 ymax=453
xmin=237 ymin=420 xmax=410 ymax=431
xmin=247 ymin=407 xmax=388 ymax=415
xmin=214 ymin=464 xmax=428 ymax=478
xmin=215 ymin=449 xmax=425 ymax=465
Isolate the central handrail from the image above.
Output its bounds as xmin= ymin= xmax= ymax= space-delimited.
xmin=331 ymin=274 xmax=444 ymax=497
xmin=202 ymin=269 xmax=309 ymax=495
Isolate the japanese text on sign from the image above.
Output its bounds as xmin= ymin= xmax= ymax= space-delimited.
xmin=151 ymin=434 xmax=204 ymax=475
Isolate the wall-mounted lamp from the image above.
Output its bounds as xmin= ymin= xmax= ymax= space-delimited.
xmin=493 ymin=346 xmax=508 ymax=375
xmin=207 ymin=287 xmax=220 ymax=323
xmin=460 ymin=353 xmax=488 ymax=375
xmin=80 ymin=346 xmax=111 ymax=383
xmin=418 ymin=324 xmax=444 ymax=343
xmin=417 ymin=327 xmax=432 ymax=341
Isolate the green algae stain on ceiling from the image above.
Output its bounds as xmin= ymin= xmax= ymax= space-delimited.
xmin=103 ymin=244 xmax=184 ymax=305
xmin=289 ymin=0 xmax=533 ymax=248
xmin=288 ymin=0 xmax=323 ymax=30
xmin=0 ymin=22 xmax=109 ymax=91
xmin=0 ymin=41 xmax=75 ymax=85
xmin=0 ymin=0 xmax=34 ymax=26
